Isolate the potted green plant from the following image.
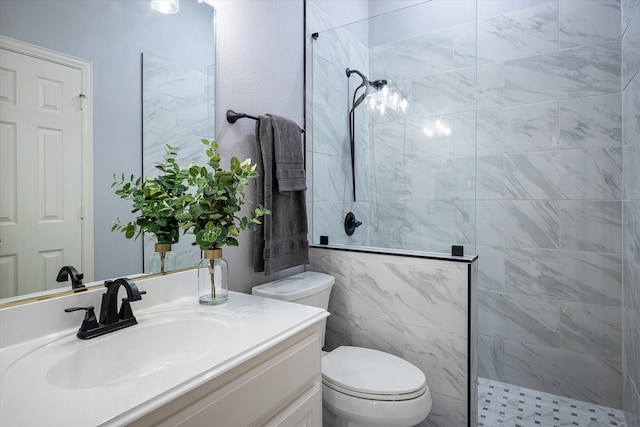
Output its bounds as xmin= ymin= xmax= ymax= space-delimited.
xmin=178 ymin=139 xmax=268 ymax=305
xmin=112 ymin=145 xmax=190 ymax=273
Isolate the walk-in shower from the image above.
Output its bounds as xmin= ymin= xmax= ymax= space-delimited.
xmin=308 ymin=0 xmax=635 ymax=426
xmin=346 ymin=67 xmax=386 ymax=202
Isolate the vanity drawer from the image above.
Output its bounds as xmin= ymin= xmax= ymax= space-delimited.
xmin=130 ymin=325 xmax=322 ymax=427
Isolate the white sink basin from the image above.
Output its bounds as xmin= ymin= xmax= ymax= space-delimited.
xmin=4 ymin=312 xmax=229 ymax=389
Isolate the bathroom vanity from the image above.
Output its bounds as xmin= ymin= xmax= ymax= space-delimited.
xmin=0 ymin=270 xmax=328 ymax=426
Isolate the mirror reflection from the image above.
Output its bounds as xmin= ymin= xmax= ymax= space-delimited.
xmin=0 ymin=0 xmax=215 ymax=302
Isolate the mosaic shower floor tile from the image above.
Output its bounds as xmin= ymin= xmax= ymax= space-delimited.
xmin=478 ymin=377 xmax=628 ymax=427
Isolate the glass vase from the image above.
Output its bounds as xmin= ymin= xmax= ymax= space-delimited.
xmin=198 ymin=249 xmax=228 ymax=305
xmin=149 ymin=243 xmax=176 ymax=274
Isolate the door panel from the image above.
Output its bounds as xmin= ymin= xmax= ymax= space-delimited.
xmin=0 ymin=47 xmax=84 ymax=296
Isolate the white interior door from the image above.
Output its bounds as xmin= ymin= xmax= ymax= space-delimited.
xmin=0 ymin=46 xmax=86 ymax=297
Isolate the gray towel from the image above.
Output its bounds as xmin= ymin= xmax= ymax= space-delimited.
xmin=253 ymin=115 xmax=309 ymax=275
xmin=267 ymin=114 xmax=307 ymax=194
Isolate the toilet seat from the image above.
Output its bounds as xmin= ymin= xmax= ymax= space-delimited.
xmin=322 ymin=346 xmax=427 ymax=401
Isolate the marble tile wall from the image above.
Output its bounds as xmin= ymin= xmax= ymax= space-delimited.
xmin=141 ymin=53 xmax=212 ymax=271
xmin=307 ymin=247 xmax=477 ymax=427
xmin=621 ymin=0 xmax=640 ymax=424
xmin=309 ymin=7 xmax=372 ymax=246
xmin=475 ymin=0 xmax=625 ymax=409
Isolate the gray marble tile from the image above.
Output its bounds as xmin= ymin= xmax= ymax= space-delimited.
xmin=371 ymin=200 xmax=409 ymax=242
xmin=412 ymin=68 xmax=476 ymax=117
xmin=391 ymin=117 xmax=455 ymax=160
xmin=348 ymin=257 xmax=402 ymax=322
xmin=477 ymin=62 xmax=505 ymax=109
xmin=453 ymin=112 xmax=477 ymax=158
xmin=559 ymin=301 xmax=622 ymax=359
xmin=477 ymin=245 xmax=505 ymax=292
xmin=624 ymin=255 xmax=640 ymax=331
xmin=404 ymin=324 xmax=468 ymax=400
xmin=624 ymin=201 xmax=640 ymax=266
xmin=142 ymin=53 xmax=208 ymax=103
xmin=143 ymin=91 xmax=177 ymax=131
xmin=624 ymin=140 xmax=640 ymax=200
xmin=370 ymin=29 xmax=454 ymax=81
xmin=623 ymin=4 xmax=640 ymax=89
xmin=559 ymin=0 xmax=621 ymax=48
xmin=501 ymin=339 xmax=623 ymax=408
xmin=477 ymin=201 xmax=508 ymax=246
xmin=477 ymin=108 xmax=510 ymax=156
xmin=452 ymin=22 xmax=477 ymax=69
xmin=324 ymin=309 xmax=352 ymax=352
xmin=477 ymin=0 xmax=546 ymax=20
xmin=624 ymin=368 xmax=640 ymax=427
xmin=401 ymin=200 xmax=476 ymax=247
xmin=505 ymin=248 xmax=622 ymax=305
xmin=373 ymin=159 xmax=410 ymax=201
xmin=311 ymin=102 xmax=349 ymax=157
xmin=623 ymin=73 xmax=640 ymax=144
xmin=312 ymin=153 xmax=350 ymax=202
xmin=418 ymin=392 xmax=467 ymax=427
xmin=504 ymin=148 xmax=622 ymax=200
xmin=479 ymin=290 xmax=560 ymax=346
xmin=174 ymin=99 xmax=210 ymax=136
xmin=560 ymin=201 xmax=623 ymax=253
xmin=392 ymin=262 xmax=469 ymax=334
xmin=350 ymin=313 xmax=405 ymax=359
xmin=623 ymin=310 xmax=640 ymax=396
xmin=559 ymin=93 xmax=623 ymax=149
xmin=373 ymin=121 xmax=421 ymax=162
xmin=307 ymin=247 xmax=351 ymax=306
xmin=478 ymin=334 xmax=505 ymax=382
xmin=477 ymin=102 xmax=559 ymax=155
xmin=477 ymin=0 xmax=558 ymax=65
xmin=406 ymin=157 xmax=475 ymax=202
xmin=477 ymin=156 xmax=504 ymax=200
xmin=622 ymin=0 xmax=640 ymax=33
xmin=504 ymin=41 xmax=621 ymax=105
xmin=504 ymin=200 xmax=560 ymax=249
xmin=312 ymin=56 xmax=347 ymax=111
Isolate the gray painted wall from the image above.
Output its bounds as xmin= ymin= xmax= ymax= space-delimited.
xmin=206 ymin=0 xmax=306 ymax=293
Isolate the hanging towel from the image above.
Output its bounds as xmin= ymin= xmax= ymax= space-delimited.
xmin=253 ymin=115 xmax=309 ymax=275
xmin=268 ymin=113 xmax=307 ymax=193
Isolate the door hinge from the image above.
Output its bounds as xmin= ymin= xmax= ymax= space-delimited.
xmin=79 ymin=93 xmax=86 ymax=110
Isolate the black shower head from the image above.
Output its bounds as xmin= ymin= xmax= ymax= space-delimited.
xmin=346 ymin=68 xmax=388 ymax=110
xmin=346 ymin=68 xmax=387 ymax=92
xmin=370 ymin=79 xmax=388 ymax=90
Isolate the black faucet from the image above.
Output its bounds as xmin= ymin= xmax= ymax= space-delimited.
xmin=65 ymin=277 xmax=146 ymax=340
xmin=99 ymin=278 xmax=145 ymax=325
xmin=56 ymin=265 xmax=86 ymax=292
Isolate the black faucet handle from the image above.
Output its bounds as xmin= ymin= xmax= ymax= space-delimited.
xmin=64 ymin=306 xmax=100 ymax=335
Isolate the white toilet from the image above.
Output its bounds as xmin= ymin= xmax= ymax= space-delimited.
xmin=252 ymin=271 xmax=432 ymax=427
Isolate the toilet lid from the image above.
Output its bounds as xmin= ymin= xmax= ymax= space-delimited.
xmin=322 ymin=346 xmax=426 ymax=400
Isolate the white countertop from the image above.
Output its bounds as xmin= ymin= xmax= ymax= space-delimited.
xmin=0 ymin=270 xmax=328 ymax=426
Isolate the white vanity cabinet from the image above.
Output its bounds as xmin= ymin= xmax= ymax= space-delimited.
xmin=128 ymin=323 xmax=323 ymax=427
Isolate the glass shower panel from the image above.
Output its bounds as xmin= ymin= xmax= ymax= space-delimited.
xmin=310 ymin=0 xmax=477 ymax=256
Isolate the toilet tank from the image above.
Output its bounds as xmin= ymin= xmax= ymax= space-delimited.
xmin=252 ymin=271 xmax=335 ymax=310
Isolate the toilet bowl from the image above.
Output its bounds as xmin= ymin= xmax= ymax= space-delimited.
xmin=252 ymin=272 xmax=432 ymax=427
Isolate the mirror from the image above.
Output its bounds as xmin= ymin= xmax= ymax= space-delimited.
xmin=0 ymin=0 xmax=215 ymax=303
